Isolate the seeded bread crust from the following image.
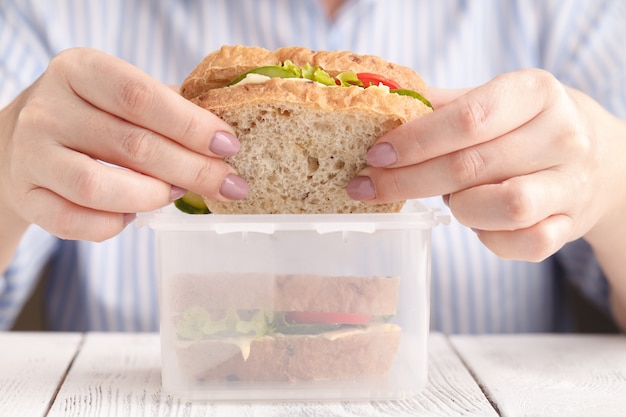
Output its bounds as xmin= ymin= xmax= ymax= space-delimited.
xmin=181 ymin=45 xmax=432 ymax=214
xmin=181 ymin=45 xmax=428 ymax=96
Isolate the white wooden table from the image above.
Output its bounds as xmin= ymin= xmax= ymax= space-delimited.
xmin=1 ymin=332 xmax=625 ymax=417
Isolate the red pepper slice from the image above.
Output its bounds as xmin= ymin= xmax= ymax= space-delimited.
xmin=356 ymin=72 xmax=402 ymax=90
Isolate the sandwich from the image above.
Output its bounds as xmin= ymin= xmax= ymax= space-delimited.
xmin=178 ymin=45 xmax=433 ymax=214
xmin=164 ymin=46 xmax=429 ymax=384
xmin=167 ymin=273 xmax=401 ymax=382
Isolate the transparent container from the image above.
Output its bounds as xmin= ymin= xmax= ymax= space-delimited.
xmin=138 ymin=200 xmax=448 ymax=401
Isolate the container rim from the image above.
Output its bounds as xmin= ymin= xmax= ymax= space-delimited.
xmin=136 ymin=199 xmax=450 ymax=234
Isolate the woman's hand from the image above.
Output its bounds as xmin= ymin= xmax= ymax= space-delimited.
xmin=0 ymin=48 xmax=247 ymax=244
xmin=348 ymin=68 xmax=626 ymax=329
xmin=348 ymin=68 xmax=626 ymax=263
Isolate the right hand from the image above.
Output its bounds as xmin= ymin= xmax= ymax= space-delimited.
xmin=0 ymin=48 xmax=247 ymax=242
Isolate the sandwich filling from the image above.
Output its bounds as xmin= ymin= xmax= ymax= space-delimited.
xmin=175 ymin=307 xmax=394 ymax=360
xmin=227 ymin=60 xmax=434 ymax=109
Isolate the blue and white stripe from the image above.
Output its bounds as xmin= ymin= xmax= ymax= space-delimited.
xmin=1 ymin=0 xmax=624 ymax=333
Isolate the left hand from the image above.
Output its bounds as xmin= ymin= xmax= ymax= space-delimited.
xmin=347 ymin=68 xmax=626 ymax=262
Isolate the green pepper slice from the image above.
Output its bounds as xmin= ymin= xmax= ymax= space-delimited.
xmin=391 ymin=89 xmax=434 ymax=109
xmin=174 ymin=191 xmax=211 ymax=214
xmin=228 ymin=65 xmax=300 ymax=86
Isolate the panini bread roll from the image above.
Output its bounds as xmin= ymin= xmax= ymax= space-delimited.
xmin=180 ymin=45 xmax=433 ymax=214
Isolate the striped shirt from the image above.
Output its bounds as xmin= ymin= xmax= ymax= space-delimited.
xmin=1 ymin=0 xmax=624 ymax=333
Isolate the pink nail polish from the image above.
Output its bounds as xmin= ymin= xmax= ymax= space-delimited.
xmin=219 ymin=174 xmax=249 ymax=200
xmin=123 ymin=213 xmax=137 ymax=227
xmin=210 ymin=131 xmax=240 ymax=157
xmin=347 ymin=176 xmax=376 ymax=201
xmin=367 ymin=142 xmax=397 ymax=167
xmin=169 ymin=185 xmax=187 ymax=202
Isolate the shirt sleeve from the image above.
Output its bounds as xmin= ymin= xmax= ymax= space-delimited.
xmin=546 ymin=0 xmax=626 ymax=318
xmin=549 ymin=1 xmax=626 ymax=117
xmin=555 ymin=240 xmax=611 ymax=317
xmin=0 ymin=3 xmax=59 ymax=329
xmin=0 ymin=226 xmax=59 ymax=330
xmin=0 ymin=1 xmax=55 ymax=106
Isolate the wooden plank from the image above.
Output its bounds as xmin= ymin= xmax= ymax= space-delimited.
xmin=47 ymin=332 xmax=163 ymax=417
xmin=47 ymin=332 xmax=496 ymax=417
xmin=451 ymin=334 xmax=626 ymax=417
xmin=0 ymin=332 xmax=82 ymax=417
xmin=396 ymin=333 xmax=499 ymax=417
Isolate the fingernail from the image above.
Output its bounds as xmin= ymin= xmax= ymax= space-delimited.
xmin=169 ymin=185 xmax=187 ymax=202
xmin=123 ymin=213 xmax=137 ymax=227
xmin=219 ymin=174 xmax=249 ymax=200
xmin=347 ymin=176 xmax=376 ymax=201
xmin=367 ymin=142 xmax=397 ymax=167
xmin=210 ymin=131 xmax=240 ymax=157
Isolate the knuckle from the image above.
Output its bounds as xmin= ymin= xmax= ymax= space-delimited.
xmin=47 ymin=48 xmax=79 ymax=75
xmin=16 ymin=95 xmax=54 ymax=131
xmin=117 ymin=78 xmax=155 ymax=118
xmin=500 ymin=180 xmax=537 ymax=226
xmin=518 ymin=67 xmax=553 ymax=82
xmin=179 ymin=111 xmax=203 ymax=143
xmin=448 ymin=148 xmax=486 ymax=187
xmin=407 ymin=129 xmax=429 ymax=161
xmin=515 ymin=68 xmax=554 ymax=88
xmin=560 ymin=124 xmax=592 ymax=158
xmin=47 ymin=48 xmax=94 ymax=82
xmin=517 ymin=68 xmax=563 ymax=103
xmin=380 ymin=171 xmax=404 ymax=203
xmin=186 ymin=158 xmax=228 ymax=196
xmin=120 ymin=127 xmax=158 ymax=163
xmin=190 ymin=158 xmax=218 ymax=188
xmin=518 ymin=68 xmax=593 ymax=160
xmin=456 ymin=95 xmax=490 ymax=136
xmin=72 ymin=165 xmax=105 ymax=203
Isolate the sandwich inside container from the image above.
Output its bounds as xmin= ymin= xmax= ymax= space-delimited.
xmin=137 ymin=200 xmax=448 ymax=401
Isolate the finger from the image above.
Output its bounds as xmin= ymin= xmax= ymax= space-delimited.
xmin=22 ymin=187 xmax=132 ymax=241
xmin=352 ymin=110 xmax=571 ymax=203
xmin=447 ymin=169 xmax=576 ymax=231
xmin=51 ymin=48 xmax=239 ymax=158
xmin=53 ymin=104 xmax=241 ymax=201
xmin=474 ymin=214 xmax=574 ymax=262
xmin=426 ymin=86 xmax=469 ymax=109
xmin=29 ymin=144 xmax=180 ymax=213
xmin=369 ymin=69 xmax=559 ymax=168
